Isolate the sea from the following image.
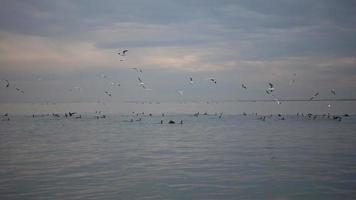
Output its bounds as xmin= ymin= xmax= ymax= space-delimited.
xmin=1 ymin=110 xmax=356 ymax=200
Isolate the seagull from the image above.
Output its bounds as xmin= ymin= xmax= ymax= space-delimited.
xmin=99 ymin=74 xmax=108 ymax=79
xmin=3 ymin=79 xmax=9 ymax=88
xmin=138 ymin=77 xmax=144 ymax=85
xmin=132 ymin=67 xmax=143 ymax=73
xmin=189 ymin=77 xmax=194 ymax=84
xmin=242 ymin=84 xmax=247 ymax=89
xmin=210 ymin=78 xmax=217 ymax=84
xmin=266 ymin=82 xmax=274 ymax=93
xmin=137 ymin=77 xmax=151 ymax=90
xmin=314 ymin=92 xmax=319 ymax=97
xmin=118 ymin=49 xmax=128 ymax=56
xmin=111 ymin=82 xmax=120 ymax=87
xmin=331 ymin=89 xmax=336 ymax=95
xmin=104 ymin=91 xmax=112 ymax=97
xmin=15 ymin=88 xmax=24 ymax=93
xmin=69 ymin=86 xmax=81 ymax=92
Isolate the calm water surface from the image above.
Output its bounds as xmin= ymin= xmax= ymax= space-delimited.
xmin=1 ymin=114 xmax=356 ymax=199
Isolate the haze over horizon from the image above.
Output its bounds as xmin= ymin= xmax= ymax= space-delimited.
xmin=1 ymin=0 xmax=356 ymax=114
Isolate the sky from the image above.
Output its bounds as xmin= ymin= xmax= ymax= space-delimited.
xmin=1 ymin=0 xmax=356 ymax=113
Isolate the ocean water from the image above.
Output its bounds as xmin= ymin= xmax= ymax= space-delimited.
xmin=1 ymin=114 xmax=356 ymax=199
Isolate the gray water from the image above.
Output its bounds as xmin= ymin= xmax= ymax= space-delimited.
xmin=1 ymin=114 xmax=356 ymax=199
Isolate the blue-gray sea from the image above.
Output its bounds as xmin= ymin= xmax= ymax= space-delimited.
xmin=1 ymin=114 xmax=356 ymax=199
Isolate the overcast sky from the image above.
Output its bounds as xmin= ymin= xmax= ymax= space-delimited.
xmin=1 ymin=0 xmax=356 ymax=113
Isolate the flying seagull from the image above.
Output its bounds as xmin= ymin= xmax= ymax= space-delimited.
xmin=111 ymin=82 xmax=120 ymax=87
xmin=15 ymin=88 xmax=24 ymax=94
xmin=137 ymin=77 xmax=151 ymax=90
xmin=118 ymin=49 xmax=128 ymax=56
xmin=104 ymin=91 xmax=112 ymax=97
xmin=132 ymin=67 xmax=143 ymax=73
xmin=266 ymin=82 xmax=275 ymax=93
xmin=331 ymin=89 xmax=336 ymax=95
xmin=242 ymin=84 xmax=247 ymax=89
xmin=210 ymin=78 xmax=217 ymax=84
xmin=3 ymin=79 xmax=9 ymax=88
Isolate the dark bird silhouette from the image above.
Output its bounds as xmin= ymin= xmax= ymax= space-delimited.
xmin=242 ymin=84 xmax=247 ymax=89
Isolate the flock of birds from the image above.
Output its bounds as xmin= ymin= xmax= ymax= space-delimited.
xmin=0 ymin=49 xmax=350 ymax=123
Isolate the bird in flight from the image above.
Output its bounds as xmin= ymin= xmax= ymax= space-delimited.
xmin=118 ymin=49 xmax=128 ymax=56
xmin=132 ymin=67 xmax=143 ymax=73
xmin=266 ymin=82 xmax=274 ymax=93
xmin=104 ymin=91 xmax=112 ymax=97
xmin=331 ymin=89 xmax=336 ymax=95
xmin=210 ymin=78 xmax=217 ymax=84
xmin=242 ymin=84 xmax=247 ymax=89
xmin=189 ymin=77 xmax=194 ymax=84
xmin=3 ymin=79 xmax=9 ymax=88
xmin=15 ymin=88 xmax=24 ymax=94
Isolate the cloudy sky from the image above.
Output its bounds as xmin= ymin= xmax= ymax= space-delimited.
xmin=1 ymin=0 xmax=356 ymax=113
